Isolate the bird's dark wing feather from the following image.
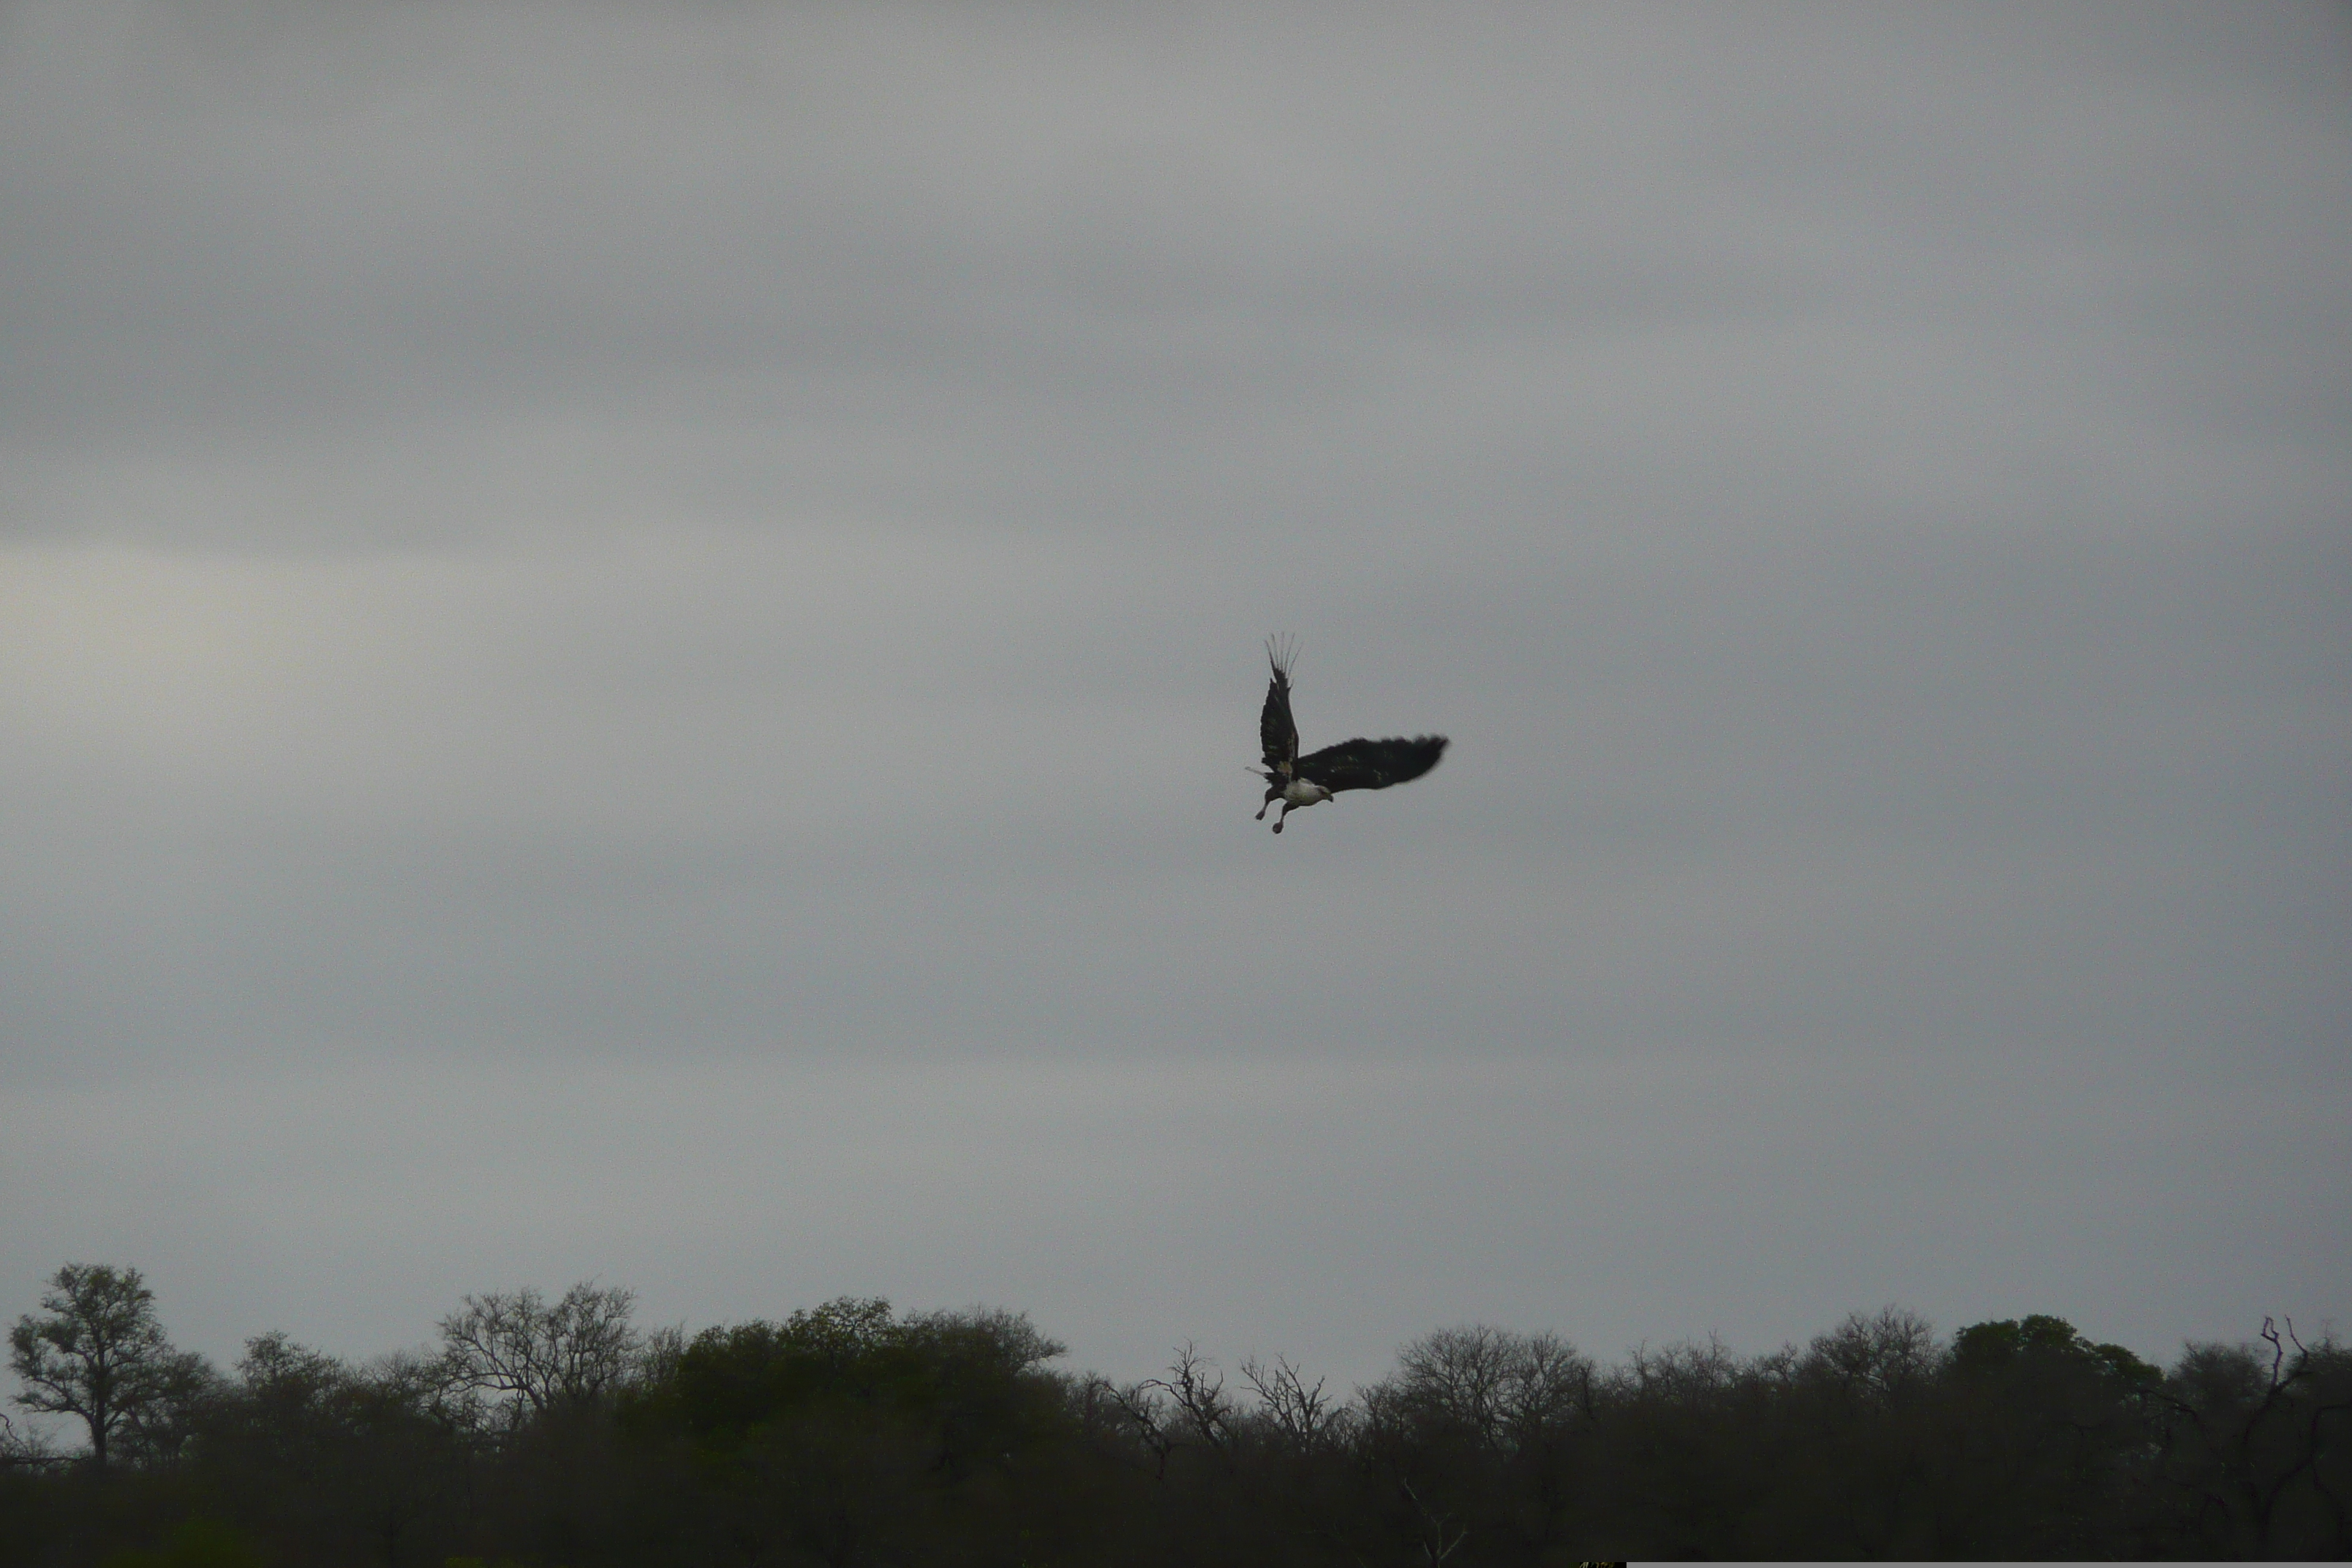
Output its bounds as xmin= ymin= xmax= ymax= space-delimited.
xmin=1260 ymin=644 xmax=1300 ymax=775
xmin=1297 ymin=735 xmax=1448 ymax=793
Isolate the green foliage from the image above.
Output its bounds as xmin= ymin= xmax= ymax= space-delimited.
xmin=97 ymin=1520 xmax=263 ymax=1568
xmin=636 ymin=1297 xmax=1063 ymax=1462
xmin=1953 ymin=1312 xmax=2078 ymax=1362
xmin=610 ymin=1298 xmax=1087 ymax=1565
xmin=1950 ymin=1312 xmax=2159 ymax=1386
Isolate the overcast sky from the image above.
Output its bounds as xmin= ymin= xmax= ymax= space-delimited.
xmin=3 ymin=1 xmax=2347 ymax=1398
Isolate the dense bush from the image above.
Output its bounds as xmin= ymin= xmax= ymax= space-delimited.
xmin=5 ymin=1270 xmax=2345 ymax=1564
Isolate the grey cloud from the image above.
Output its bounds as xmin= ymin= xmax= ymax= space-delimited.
xmin=1 ymin=0 xmax=2345 ymax=1380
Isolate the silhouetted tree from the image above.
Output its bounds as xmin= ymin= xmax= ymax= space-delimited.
xmin=6 ymin=1263 xmax=2344 ymax=1565
xmin=181 ymin=1332 xmax=478 ymax=1567
xmin=437 ymin=1282 xmax=643 ymax=1425
xmin=1930 ymin=1312 xmax=2162 ymax=1554
xmin=610 ymin=1297 xmax=1084 ymax=1567
xmin=2135 ymin=1316 xmax=2352 ymax=1556
xmin=0 ymin=1410 xmax=61 ymax=1474
xmin=7 ymin=1265 xmax=194 ymax=1471
xmin=1240 ymin=1354 xmax=1348 ymax=1452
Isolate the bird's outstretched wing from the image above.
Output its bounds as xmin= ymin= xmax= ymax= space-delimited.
xmin=1296 ymin=735 xmax=1448 ymax=794
xmin=1260 ymin=636 xmax=1300 ymax=777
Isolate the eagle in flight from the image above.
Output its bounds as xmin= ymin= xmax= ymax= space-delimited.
xmin=1254 ymin=636 xmax=1448 ymax=833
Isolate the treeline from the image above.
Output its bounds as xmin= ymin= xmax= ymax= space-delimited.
xmin=4 ymin=1264 xmax=2346 ymax=1564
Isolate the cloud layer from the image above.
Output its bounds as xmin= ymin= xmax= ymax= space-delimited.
xmin=3 ymin=1 xmax=2346 ymax=1385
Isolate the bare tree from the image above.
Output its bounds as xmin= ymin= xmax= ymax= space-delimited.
xmin=2224 ymin=1317 xmax=2352 ymax=1555
xmin=7 ymin=1263 xmax=186 ymax=1469
xmin=1501 ymin=1332 xmax=1595 ymax=1444
xmin=1801 ymin=1306 xmax=1940 ymax=1403
xmin=1400 ymin=1475 xmax=1471 ymax=1565
xmin=1392 ymin=1325 xmax=1518 ymax=1444
xmin=436 ymin=1282 xmax=641 ymax=1422
xmin=1101 ymin=1377 xmax=1178 ymax=1481
xmin=1145 ymin=1342 xmax=1238 ymax=1458
xmin=1242 ymin=1353 xmax=1345 ymax=1451
xmin=1096 ymin=1346 xmax=1243 ymax=1481
xmin=1373 ymin=1324 xmax=1592 ymax=1450
xmin=1614 ymin=1334 xmax=1741 ymax=1405
xmin=633 ymin=1322 xmax=687 ymax=1390
xmin=0 ymin=1409 xmax=62 ymax=1473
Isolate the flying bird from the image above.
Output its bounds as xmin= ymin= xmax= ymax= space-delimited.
xmin=1254 ymin=636 xmax=1447 ymax=833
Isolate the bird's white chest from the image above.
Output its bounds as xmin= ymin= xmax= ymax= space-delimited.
xmin=1282 ymin=779 xmax=1333 ymax=806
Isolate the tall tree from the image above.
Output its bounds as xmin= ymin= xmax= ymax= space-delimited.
xmin=437 ymin=1282 xmax=643 ymax=1422
xmin=7 ymin=1263 xmax=178 ymax=1469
